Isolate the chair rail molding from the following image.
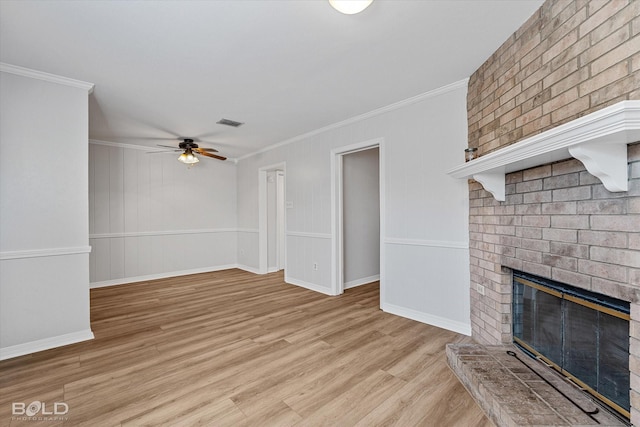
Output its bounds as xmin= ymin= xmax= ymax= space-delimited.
xmin=89 ymin=228 xmax=237 ymax=239
xmin=447 ymin=100 xmax=640 ymax=201
xmin=0 ymin=246 xmax=92 ymax=260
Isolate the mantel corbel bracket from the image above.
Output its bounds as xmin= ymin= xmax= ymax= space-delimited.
xmin=472 ymin=173 xmax=505 ymax=201
xmin=568 ymin=141 xmax=628 ymax=192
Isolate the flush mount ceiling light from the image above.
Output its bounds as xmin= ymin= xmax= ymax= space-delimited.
xmin=329 ymin=0 xmax=373 ymax=14
xmin=178 ymin=147 xmax=199 ymax=165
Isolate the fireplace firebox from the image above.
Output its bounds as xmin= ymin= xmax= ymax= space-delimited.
xmin=512 ymin=271 xmax=631 ymax=419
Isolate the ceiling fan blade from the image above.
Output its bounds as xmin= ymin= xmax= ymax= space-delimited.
xmin=194 ymin=149 xmax=227 ymax=161
xmin=157 ymin=144 xmax=180 ymax=150
xmin=196 ymin=147 xmax=219 ymax=152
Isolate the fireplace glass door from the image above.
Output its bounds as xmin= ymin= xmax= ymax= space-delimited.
xmin=512 ymin=271 xmax=630 ymax=418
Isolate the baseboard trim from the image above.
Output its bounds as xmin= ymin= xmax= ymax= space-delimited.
xmin=285 ymin=276 xmax=334 ymax=296
xmin=0 ymin=329 xmax=95 ymax=361
xmin=382 ymin=302 xmax=471 ymax=336
xmin=236 ymin=264 xmax=261 ymax=274
xmin=90 ymin=264 xmax=238 ymax=288
xmin=344 ymin=274 xmax=380 ymax=289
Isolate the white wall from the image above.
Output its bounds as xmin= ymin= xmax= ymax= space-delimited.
xmin=89 ymin=141 xmax=238 ymax=287
xmin=343 ymin=148 xmax=380 ymax=288
xmin=236 ymin=81 xmax=471 ymax=334
xmin=0 ymin=66 xmax=94 ymax=359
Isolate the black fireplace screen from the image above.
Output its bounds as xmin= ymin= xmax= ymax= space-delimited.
xmin=512 ymin=271 xmax=630 ymax=418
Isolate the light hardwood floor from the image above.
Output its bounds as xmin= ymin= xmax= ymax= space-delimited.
xmin=0 ymin=269 xmax=491 ymax=426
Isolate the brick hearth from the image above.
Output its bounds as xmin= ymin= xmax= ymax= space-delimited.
xmin=447 ymin=343 xmax=626 ymax=427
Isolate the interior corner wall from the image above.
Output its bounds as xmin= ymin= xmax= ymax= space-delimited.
xmin=0 ymin=70 xmax=93 ymax=359
xmin=88 ymin=142 xmax=238 ymax=287
xmin=236 ymin=81 xmax=471 ymax=334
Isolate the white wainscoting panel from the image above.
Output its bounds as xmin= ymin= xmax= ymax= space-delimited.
xmin=89 ymin=230 xmax=237 ymax=285
xmin=1 ymin=253 xmax=93 ymax=352
xmin=237 ymin=229 xmax=259 ymax=272
xmin=89 ymin=142 xmax=238 ymax=285
xmin=285 ymin=234 xmax=332 ymax=293
xmin=384 ymin=240 xmax=470 ymax=334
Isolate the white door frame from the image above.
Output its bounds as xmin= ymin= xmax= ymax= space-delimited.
xmin=330 ymin=138 xmax=384 ymax=299
xmin=258 ymin=162 xmax=286 ymax=274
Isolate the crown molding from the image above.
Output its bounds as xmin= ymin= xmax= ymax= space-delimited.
xmin=89 ymin=139 xmax=157 ymax=151
xmin=238 ymin=78 xmax=469 ymax=161
xmin=0 ymin=62 xmax=94 ymax=93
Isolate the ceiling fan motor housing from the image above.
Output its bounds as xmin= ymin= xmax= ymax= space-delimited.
xmin=179 ymin=139 xmax=198 ymax=149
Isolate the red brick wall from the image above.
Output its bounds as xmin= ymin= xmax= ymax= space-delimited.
xmin=468 ymin=0 xmax=640 ymax=156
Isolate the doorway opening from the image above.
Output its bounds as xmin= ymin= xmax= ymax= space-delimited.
xmin=258 ymin=163 xmax=286 ymax=274
xmin=331 ymin=138 xmax=384 ymax=300
xmin=267 ymin=170 xmax=285 ymax=272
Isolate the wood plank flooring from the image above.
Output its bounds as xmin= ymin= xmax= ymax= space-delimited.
xmin=0 ymin=269 xmax=491 ymax=426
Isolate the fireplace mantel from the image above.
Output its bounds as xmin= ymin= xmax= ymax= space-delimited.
xmin=448 ymin=100 xmax=640 ymax=201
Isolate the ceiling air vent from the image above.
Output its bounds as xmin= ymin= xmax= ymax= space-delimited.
xmin=216 ymin=118 xmax=244 ymax=128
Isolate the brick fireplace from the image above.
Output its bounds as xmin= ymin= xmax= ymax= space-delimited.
xmin=469 ymin=147 xmax=639 ymax=338
xmin=461 ymin=0 xmax=640 ymax=423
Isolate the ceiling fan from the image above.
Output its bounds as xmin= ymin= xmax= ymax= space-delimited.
xmin=155 ymin=138 xmax=227 ymax=164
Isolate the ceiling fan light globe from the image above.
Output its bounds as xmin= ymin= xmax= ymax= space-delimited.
xmin=178 ymin=151 xmax=199 ymax=164
xmin=329 ymin=0 xmax=373 ymax=14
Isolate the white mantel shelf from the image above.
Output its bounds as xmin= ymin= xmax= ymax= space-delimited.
xmin=448 ymin=100 xmax=640 ymax=201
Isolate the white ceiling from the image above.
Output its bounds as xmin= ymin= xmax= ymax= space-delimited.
xmin=0 ymin=0 xmax=543 ymax=159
